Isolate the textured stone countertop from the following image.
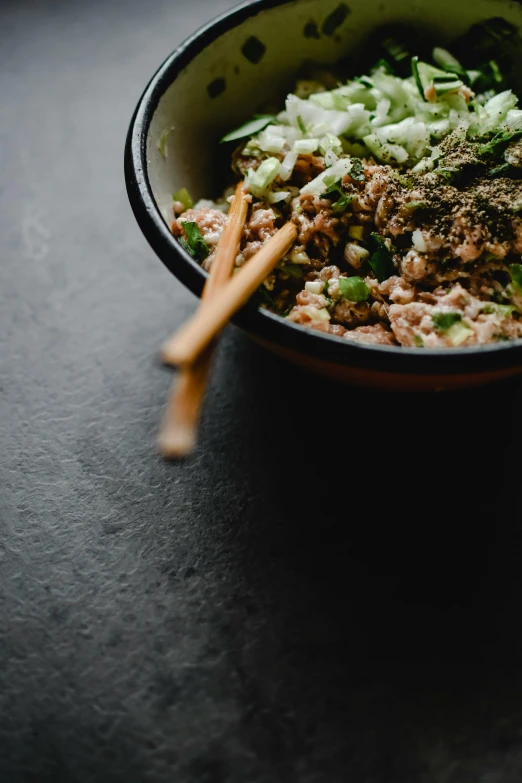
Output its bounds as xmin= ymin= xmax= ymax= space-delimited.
xmin=2 ymin=1 xmax=522 ymax=781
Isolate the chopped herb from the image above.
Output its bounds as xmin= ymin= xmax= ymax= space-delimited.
xmin=221 ymin=115 xmax=278 ymax=143
xmin=368 ymin=233 xmax=395 ymax=283
xmin=354 ymin=76 xmax=374 ymax=88
xmin=413 ymin=334 xmax=424 ymax=347
xmin=437 ymin=166 xmax=460 ymax=181
xmin=279 ymin=264 xmax=304 ymax=279
xmin=349 ymin=158 xmax=366 ymax=182
xmin=173 ymin=188 xmax=194 ymax=211
xmin=432 ymin=311 xmax=462 ymax=331
xmin=320 ymin=181 xmax=354 ymax=212
xmin=489 ymin=162 xmax=511 ymax=178
xmin=178 ymin=221 xmax=209 ymax=262
xmin=510 ymin=264 xmax=522 ymax=291
xmin=257 ymin=286 xmax=277 ymax=309
xmin=297 ymin=115 xmax=307 ymax=135
xmin=323 ymin=280 xmax=330 ymax=296
xmin=407 ymin=200 xmax=428 ymax=209
xmin=483 ymin=303 xmax=515 ymax=317
xmin=479 ymin=128 xmax=522 ymax=157
xmin=339 ymin=276 xmax=371 ymax=302
xmin=411 ymin=56 xmax=427 ymax=102
xmin=371 ymin=58 xmax=396 ymax=75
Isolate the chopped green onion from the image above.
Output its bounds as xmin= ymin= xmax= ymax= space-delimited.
xmin=432 ymin=311 xmax=462 ymax=332
xmin=411 ymin=56 xmax=427 ymax=102
xmin=178 ymin=221 xmax=209 ymax=262
xmin=297 ymin=115 xmax=307 ymax=134
xmin=407 ymin=200 xmax=428 ymax=209
xmin=339 ymin=276 xmax=370 ymax=302
xmin=247 ymin=157 xmax=282 ymax=198
xmin=447 ymin=321 xmax=472 ymax=346
xmin=413 ymin=334 xmax=424 ymax=347
xmin=173 ymin=188 xmax=194 ymax=211
xmin=221 ymin=115 xmax=277 ymax=143
xmin=348 ymin=226 xmax=364 ymax=241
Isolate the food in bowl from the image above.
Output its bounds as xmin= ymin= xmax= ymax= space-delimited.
xmin=171 ymin=19 xmax=522 ymax=349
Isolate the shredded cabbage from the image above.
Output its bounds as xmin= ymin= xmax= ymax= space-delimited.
xmin=231 ymin=53 xmax=521 ymax=200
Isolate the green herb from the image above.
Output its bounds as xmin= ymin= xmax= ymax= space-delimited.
xmin=482 ymin=303 xmax=515 ymax=317
xmin=173 ymin=188 xmax=194 ymax=211
xmin=510 ymin=264 xmax=522 ymax=291
xmin=339 ymin=276 xmax=370 ymax=302
xmin=432 ymin=311 xmax=462 ymax=332
xmin=221 ymin=115 xmax=278 ymax=143
xmin=320 ymin=181 xmax=354 ymax=213
xmin=349 ymin=158 xmax=366 ymax=182
xmin=489 ymin=162 xmax=511 ymax=178
xmin=437 ymin=166 xmax=460 ymax=181
xmin=479 ymin=128 xmax=522 ymax=157
xmin=354 ymin=76 xmax=374 ymax=88
xmin=257 ymin=286 xmax=277 ymax=309
xmin=279 ymin=264 xmax=304 ymax=279
xmin=178 ymin=221 xmax=209 ymax=262
xmin=407 ymin=200 xmax=428 ymax=209
xmin=368 ymin=233 xmax=395 ymax=283
xmin=297 ymin=115 xmax=307 ymax=135
xmin=371 ymin=58 xmax=396 ymax=75
xmin=413 ymin=334 xmax=424 ymax=347
xmin=323 ymin=280 xmax=330 ymax=296
xmin=411 ymin=56 xmax=427 ymax=102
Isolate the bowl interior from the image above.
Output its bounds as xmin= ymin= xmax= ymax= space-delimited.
xmin=147 ymin=0 xmax=522 ymax=226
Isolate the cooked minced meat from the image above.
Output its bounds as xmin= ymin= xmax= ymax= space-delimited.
xmin=172 ymin=30 xmax=522 ymax=349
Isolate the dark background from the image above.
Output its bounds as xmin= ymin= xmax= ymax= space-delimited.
xmin=2 ymin=0 xmax=522 ymax=781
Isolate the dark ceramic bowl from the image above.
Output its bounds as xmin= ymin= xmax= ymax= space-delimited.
xmin=125 ymin=0 xmax=522 ymax=391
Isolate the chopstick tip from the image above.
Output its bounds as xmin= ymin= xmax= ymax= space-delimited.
xmin=158 ymin=425 xmax=196 ymax=459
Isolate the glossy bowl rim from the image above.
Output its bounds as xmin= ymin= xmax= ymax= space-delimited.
xmin=124 ymin=0 xmax=522 ymax=376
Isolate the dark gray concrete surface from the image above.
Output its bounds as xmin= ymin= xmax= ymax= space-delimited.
xmin=2 ymin=1 xmax=522 ymax=781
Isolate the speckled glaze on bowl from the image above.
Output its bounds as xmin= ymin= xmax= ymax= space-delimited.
xmin=125 ymin=0 xmax=522 ymax=390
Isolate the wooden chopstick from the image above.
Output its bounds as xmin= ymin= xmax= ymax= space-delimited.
xmin=158 ymin=182 xmax=249 ymax=458
xmin=161 ymin=221 xmax=298 ymax=368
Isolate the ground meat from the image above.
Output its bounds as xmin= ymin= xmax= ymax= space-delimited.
xmin=343 ymin=324 xmax=398 ymax=346
xmin=171 ymin=130 xmax=522 ymax=349
xmin=242 ymin=206 xmax=277 ymax=260
xmin=171 ymin=207 xmax=226 ymax=244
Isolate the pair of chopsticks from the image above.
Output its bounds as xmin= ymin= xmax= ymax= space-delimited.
xmin=159 ymin=182 xmax=298 ymax=458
